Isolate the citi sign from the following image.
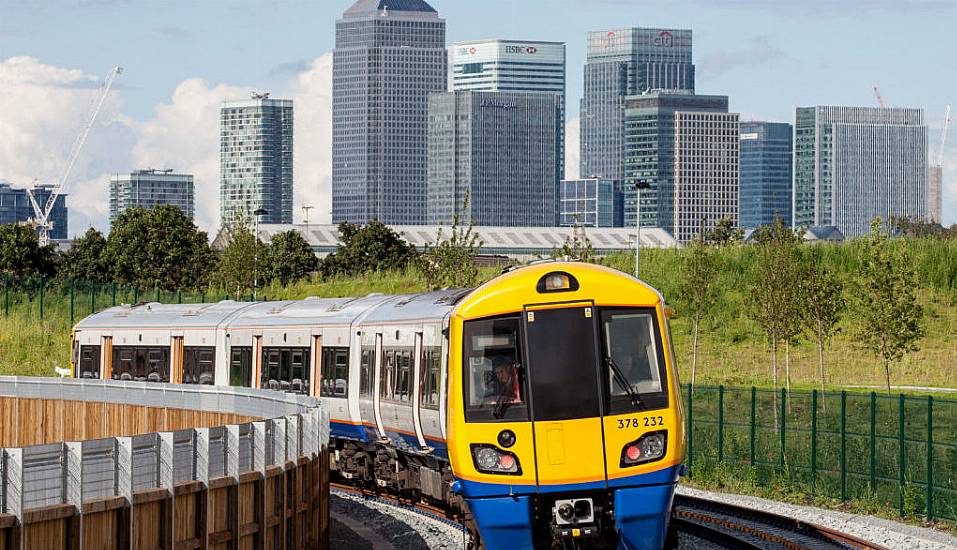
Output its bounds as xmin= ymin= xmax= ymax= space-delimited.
xmin=654 ymin=31 xmax=674 ymax=47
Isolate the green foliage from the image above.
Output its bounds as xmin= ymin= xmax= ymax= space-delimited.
xmin=212 ymin=224 xmax=265 ymax=296
xmin=801 ymin=251 xmax=845 ymax=393
xmin=0 ymin=224 xmax=57 ymax=280
xmin=677 ymin=237 xmax=717 ymax=389
xmin=57 ymin=228 xmax=109 ymax=282
xmin=704 ymin=216 xmax=744 ymax=246
xmin=551 ymin=223 xmax=596 ymax=263
xmin=320 ymin=221 xmax=418 ymax=278
xmin=419 ymin=208 xmax=483 ymax=290
xmin=104 ymin=206 xmax=215 ymax=290
xmin=265 ymin=230 xmax=318 ymax=286
xmin=749 ymin=218 xmax=805 ymax=391
xmin=855 ymin=218 xmax=925 ymax=392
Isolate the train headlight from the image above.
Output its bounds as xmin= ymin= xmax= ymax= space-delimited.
xmin=471 ymin=444 xmax=522 ymax=475
xmin=620 ymin=431 xmax=667 ymax=468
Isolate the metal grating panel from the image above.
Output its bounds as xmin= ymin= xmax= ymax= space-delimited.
xmin=208 ymin=427 xmax=226 ymax=478
xmin=131 ymin=434 xmax=159 ymax=491
xmin=81 ymin=439 xmax=116 ymax=500
xmin=173 ymin=430 xmax=195 ymax=483
xmin=22 ymin=443 xmax=63 ymax=510
xmin=239 ymin=425 xmax=253 ymax=472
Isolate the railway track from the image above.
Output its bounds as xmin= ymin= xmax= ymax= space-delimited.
xmin=673 ymin=494 xmax=888 ymax=550
xmin=329 ymin=480 xmax=888 ymax=550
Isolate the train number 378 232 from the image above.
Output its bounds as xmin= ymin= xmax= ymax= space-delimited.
xmin=617 ymin=416 xmax=664 ymax=429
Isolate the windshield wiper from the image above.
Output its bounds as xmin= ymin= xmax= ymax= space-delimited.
xmin=605 ymin=356 xmax=644 ymax=410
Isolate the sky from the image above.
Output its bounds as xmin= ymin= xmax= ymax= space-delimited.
xmin=0 ymin=0 xmax=955 ymax=237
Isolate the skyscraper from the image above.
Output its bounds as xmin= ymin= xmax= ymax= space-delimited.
xmin=0 ymin=182 xmax=68 ymax=240
xmin=739 ymin=121 xmax=793 ymax=229
xmin=581 ymin=28 xmax=694 ymax=181
xmin=428 ymin=91 xmax=560 ymax=227
xmin=220 ymin=93 xmax=293 ymax=227
xmin=560 ymin=178 xmax=620 ymax=227
xmin=332 ymin=0 xmax=447 ymax=225
xmin=623 ymin=92 xmax=738 ymax=242
xmin=928 ymin=166 xmax=943 ymax=224
xmin=110 ymin=169 xmax=195 ymax=224
xmin=452 ymin=40 xmax=566 ymax=181
xmin=793 ymin=106 xmax=928 ymax=237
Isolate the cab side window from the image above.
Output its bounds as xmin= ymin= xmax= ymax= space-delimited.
xmin=321 ymin=347 xmax=349 ymax=398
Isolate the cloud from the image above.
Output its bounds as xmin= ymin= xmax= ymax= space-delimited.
xmin=699 ymin=35 xmax=789 ymax=80
xmin=0 ymin=53 xmax=336 ymax=237
xmin=0 ymin=56 xmax=134 ymax=234
xmin=565 ymin=117 xmax=580 ymax=181
xmin=284 ymin=54 xmax=333 ymax=224
xmin=130 ymin=78 xmax=251 ymax=232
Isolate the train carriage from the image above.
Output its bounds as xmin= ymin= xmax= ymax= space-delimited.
xmin=72 ymin=262 xmax=685 ymax=550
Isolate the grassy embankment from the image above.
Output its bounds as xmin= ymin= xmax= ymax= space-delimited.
xmin=2 ymin=239 xmax=956 ymax=391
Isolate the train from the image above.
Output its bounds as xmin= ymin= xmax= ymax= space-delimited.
xmin=71 ymin=262 xmax=686 ymax=549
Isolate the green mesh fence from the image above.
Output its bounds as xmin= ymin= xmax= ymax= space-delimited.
xmin=684 ymin=384 xmax=957 ymax=522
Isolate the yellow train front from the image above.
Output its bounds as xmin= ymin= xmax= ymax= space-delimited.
xmin=448 ymin=263 xmax=686 ymax=550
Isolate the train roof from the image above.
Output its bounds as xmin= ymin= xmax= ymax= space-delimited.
xmin=74 ymin=300 xmax=259 ymax=330
xmin=74 ymin=288 xmax=475 ymax=331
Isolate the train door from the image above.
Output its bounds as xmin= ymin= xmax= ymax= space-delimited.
xmin=411 ymin=332 xmax=428 ymax=450
xmin=523 ymin=303 xmax=608 ymax=488
xmin=371 ymin=333 xmax=386 ymax=439
xmin=101 ymin=336 xmax=112 ymax=380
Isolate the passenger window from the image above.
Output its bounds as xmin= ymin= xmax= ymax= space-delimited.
xmin=359 ymin=348 xmax=373 ymax=396
xmin=396 ymin=350 xmax=412 ymax=401
xmin=321 ymin=347 xmax=349 ymax=398
xmin=183 ymin=346 xmax=215 ymax=385
xmin=462 ymin=317 xmax=528 ymax=422
xmin=420 ymin=346 xmax=441 ymax=410
xmin=229 ymin=347 xmax=252 ymax=387
xmin=380 ymin=350 xmax=396 ymax=400
xmin=111 ymin=346 xmax=170 ymax=383
xmin=79 ymin=345 xmax=101 ymax=379
xmin=261 ymin=347 xmax=310 ymax=394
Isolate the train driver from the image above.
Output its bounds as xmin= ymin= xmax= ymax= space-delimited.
xmin=483 ymin=356 xmax=521 ymax=405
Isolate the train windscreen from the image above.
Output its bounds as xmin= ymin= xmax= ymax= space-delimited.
xmin=462 ymin=316 xmax=529 ymax=422
xmin=599 ymin=308 xmax=669 ymax=413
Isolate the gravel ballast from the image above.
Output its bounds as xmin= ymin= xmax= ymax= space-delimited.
xmin=677 ymin=486 xmax=957 ymax=550
xmin=330 ymin=491 xmax=468 ymax=549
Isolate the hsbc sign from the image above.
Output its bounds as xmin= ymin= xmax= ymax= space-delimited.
xmin=504 ymin=45 xmax=538 ymax=54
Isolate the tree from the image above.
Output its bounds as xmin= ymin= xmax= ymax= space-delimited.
xmin=749 ymin=217 xmax=803 ymax=420
xmin=212 ymin=224 xmax=264 ymax=296
xmin=677 ymin=236 xmax=717 ymax=394
xmin=58 ymin=228 xmax=109 ymax=282
xmin=552 ymin=222 xmax=596 ymax=263
xmin=320 ymin=221 xmax=418 ymax=278
xmin=419 ymin=204 xmax=483 ymax=290
xmin=104 ymin=206 xmax=216 ymax=290
xmin=0 ymin=224 xmax=57 ymax=282
xmin=856 ymin=217 xmax=924 ymax=393
xmin=703 ymin=216 xmax=744 ymax=246
xmin=265 ymin=230 xmax=318 ymax=286
xmin=801 ymin=256 xmax=844 ymax=403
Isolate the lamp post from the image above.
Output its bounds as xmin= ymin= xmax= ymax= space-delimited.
xmin=253 ymin=208 xmax=268 ymax=301
xmin=634 ymin=179 xmax=651 ymax=279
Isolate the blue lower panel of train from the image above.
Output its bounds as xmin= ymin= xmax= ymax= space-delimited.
xmin=459 ymin=467 xmax=678 ymax=550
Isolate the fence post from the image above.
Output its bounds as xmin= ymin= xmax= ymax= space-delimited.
xmin=70 ymin=278 xmax=75 ymax=326
xmin=112 ymin=281 xmax=117 ymax=307
xmin=869 ymin=392 xmax=877 ymax=494
xmin=177 ymin=289 xmax=182 ymax=304
xmin=686 ymin=384 xmax=693 ymax=477
xmin=750 ymin=386 xmax=757 ymax=468
xmin=811 ymin=389 xmax=818 ymax=493
xmin=899 ymin=394 xmax=906 ymax=517
xmin=927 ymin=396 xmax=934 ymax=520
xmin=718 ymin=385 xmax=725 ymax=463
xmin=200 ymin=290 xmax=205 ymax=304
xmin=779 ymin=387 xmax=786 ymax=473
xmin=155 ymin=286 xmax=160 ymax=303
xmin=133 ymin=287 xmax=139 ymax=304
xmin=90 ymin=281 xmax=96 ymax=314
xmin=840 ymin=390 xmax=847 ymax=502
xmin=38 ymin=275 xmax=45 ymax=319
xmin=3 ymin=273 xmax=8 ymax=317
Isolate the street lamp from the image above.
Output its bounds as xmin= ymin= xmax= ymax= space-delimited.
xmin=253 ymin=208 xmax=269 ymax=300
xmin=634 ymin=180 xmax=651 ymax=279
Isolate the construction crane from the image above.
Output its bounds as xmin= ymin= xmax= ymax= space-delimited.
xmin=873 ymin=86 xmax=886 ymax=108
xmin=935 ymin=105 xmax=951 ymax=168
xmin=28 ymin=66 xmax=123 ymax=246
